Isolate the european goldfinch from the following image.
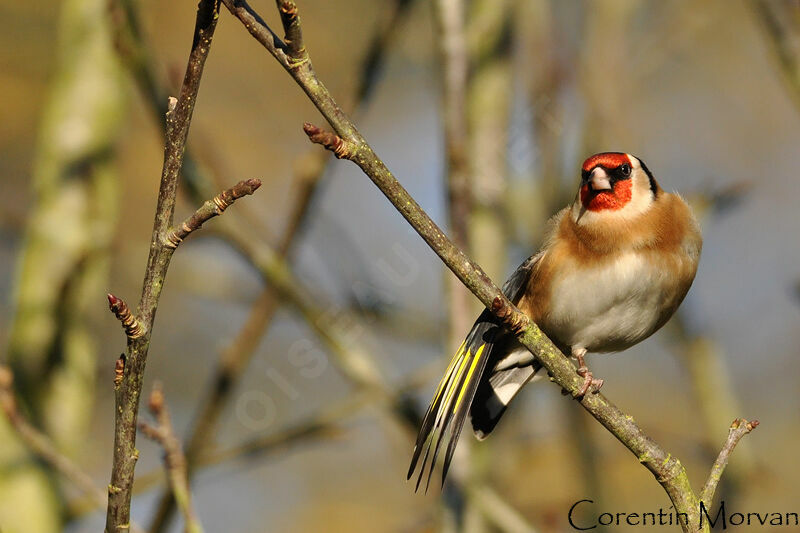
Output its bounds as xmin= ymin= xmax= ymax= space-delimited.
xmin=408 ymin=152 xmax=702 ymax=490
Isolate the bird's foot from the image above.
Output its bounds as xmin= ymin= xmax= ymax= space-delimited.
xmin=575 ymin=366 xmax=604 ymax=398
xmin=572 ymin=349 xmax=603 ymax=398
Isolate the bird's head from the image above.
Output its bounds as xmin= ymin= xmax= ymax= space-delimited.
xmin=574 ymin=152 xmax=659 ymax=221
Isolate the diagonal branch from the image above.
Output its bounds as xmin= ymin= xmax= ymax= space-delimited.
xmin=468 ymin=485 xmax=538 ymax=533
xmin=0 ymin=366 xmax=147 ymax=533
xmin=700 ymin=418 xmax=759 ymax=505
xmin=0 ymin=366 xmax=106 ymax=512
xmin=221 ymin=2 xmax=758 ymax=531
xmin=750 ymin=0 xmax=800 ymax=114
xmin=66 ymin=362 xmax=437 ymax=522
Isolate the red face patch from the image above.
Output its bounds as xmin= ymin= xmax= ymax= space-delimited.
xmin=580 ymin=179 xmax=633 ymax=211
xmin=581 ymin=152 xmax=631 ymax=172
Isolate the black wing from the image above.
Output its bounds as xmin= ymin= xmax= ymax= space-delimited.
xmin=407 ymin=253 xmax=541 ymax=491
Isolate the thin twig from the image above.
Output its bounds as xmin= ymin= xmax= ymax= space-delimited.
xmin=215 ymin=217 xmax=390 ymax=393
xmin=104 ymin=2 xmax=227 ymax=530
xmin=67 ymin=362 xmax=438 ymax=521
xmin=198 ymin=394 xmax=363 ymax=467
xmin=665 ymin=184 xmax=755 ymax=502
xmin=354 ymin=0 xmax=416 ymax=104
xmin=276 ymin=0 xmax=306 ymax=64
xmin=0 ymin=366 xmax=147 ymax=533
xmin=143 ymin=216 xmax=419 ymax=527
xmin=750 ymin=0 xmax=800 ymax=114
xmin=434 ymin=2 xmax=483 ymax=530
xmin=141 ymin=416 xmax=334 ymax=493
xmin=110 ymin=0 xmax=215 ymax=201
xmin=193 ymin=361 xmax=435 ymax=469
xmin=435 ymin=0 xmax=475 ymax=365
xmin=436 ymin=0 xmax=471 ymax=255
xmin=163 ymin=178 xmax=261 ymax=248
xmin=700 ymin=418 xmax=759 ymax=505
xmin=0 ymin=366 xmax=107 ymax=510
xmin=140 ymin=385 xmax=205 ymax=533
xmin=119 ymin=1 xmax=415 ymax=528
xmin=467 ymin=485 xmax=538 ymax=533
xmin=220 ymin=3 xmax=758 ymax=531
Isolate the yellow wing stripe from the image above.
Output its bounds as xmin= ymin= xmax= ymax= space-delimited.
xmin=453 ymin=343 xmax=486 ymax=413
xmin=431 ymin=341 xmax=466 ymax=405
xmin=442 ymin=348 xmax=472 ymax=410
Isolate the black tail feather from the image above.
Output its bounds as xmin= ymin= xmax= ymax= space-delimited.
xmin=407 ymin=310 xmax=499 ymax=490
xmin=408 ymin=253 xmax=542 ymax=489
xmin=470 ymin=364 xmax=538 ymax=439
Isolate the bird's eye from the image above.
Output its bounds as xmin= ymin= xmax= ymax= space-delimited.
xmin=619 ymin=164 xmax=631 ymax=177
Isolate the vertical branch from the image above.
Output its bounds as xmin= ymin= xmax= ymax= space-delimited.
xmin=517 ymin=3 xmax=609 ymax=524
xmin=568 ymin=5 xmax=635 ymax=523
xmin=465 ymin=0 xmax=512 ymax=284
xmin=146 ymin=191 xmax=316 ymax=532
xmin=433 ymin=2 xmax=477 ymax=530
xmin=140 ymin=385 xmax=205 ymax=533
xmin=104 ymin=1 xmax=222 ymax=531
xmin=436 ymin=0 xmax=472 ymax=256
xmin=141 ymin=3 xmax=415 ymax=529
xmin=577 ymin=1 xmax=638 ymax=151
xmin=465 ymin=2 xmax=514 ymax=530
xmin=438 ymin=0 xmax=516 ymax=531
xmin=105 ymin=185 xmax=261 ymax=531
xmin=435 ymin=0 xmax=472 ymax=369
xmin=434 ymin=0 xmax=469 ymax=273
xmin=519 ymin=0 xmax=570 ymax=217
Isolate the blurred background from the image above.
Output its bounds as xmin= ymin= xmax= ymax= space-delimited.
xmin=1 ymin=0 xmax=799 ymax=532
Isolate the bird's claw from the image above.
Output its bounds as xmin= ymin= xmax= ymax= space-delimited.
xmin=574 ymin=365 xmax=603 ymax=398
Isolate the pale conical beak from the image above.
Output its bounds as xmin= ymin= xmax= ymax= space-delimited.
xmin=588 ymin=168 xmax=612 ymax=191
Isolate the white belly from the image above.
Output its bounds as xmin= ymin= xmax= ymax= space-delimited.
xmin=541 ymin=251 xmax=677 ymax=353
